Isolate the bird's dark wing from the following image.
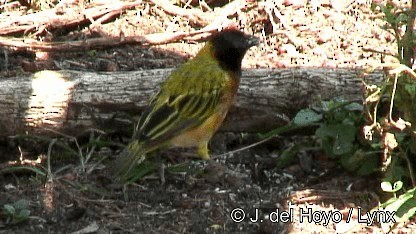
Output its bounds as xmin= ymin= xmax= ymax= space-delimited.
xmin=135 ymin=65 xmax=228 ymax=149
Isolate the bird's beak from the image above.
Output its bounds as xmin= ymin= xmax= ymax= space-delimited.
xmin=247 ymin=35 xmax=259 ymax=47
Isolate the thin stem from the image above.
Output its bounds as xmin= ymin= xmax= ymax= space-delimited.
xmin=211 ymin=136 xmax=274 ymax=160
xmin=389 ymin=74 xmax=399 ymax=123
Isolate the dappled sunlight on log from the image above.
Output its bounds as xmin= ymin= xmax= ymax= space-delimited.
xmin=26 ymin=70 xmax=74 ymax=128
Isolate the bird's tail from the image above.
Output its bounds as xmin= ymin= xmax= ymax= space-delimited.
xmin=112 ymin=140 xmax=147 ymax=181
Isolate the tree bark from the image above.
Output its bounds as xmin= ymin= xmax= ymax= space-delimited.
xmin=0 ymin=68 xmax=383 ymax=138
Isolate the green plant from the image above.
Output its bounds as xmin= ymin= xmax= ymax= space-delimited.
xmin=2 ymin=199 xmax=31 ymax=225
xmin=263 ymin=1 xmax=416 ymax=229
xmin=281 ymin=2 xmax=416 ymax=229
xmin=379 ymin=181 xmax=416 ymax=232
xmin=292 ymin=97 xmax=380 ymax=175
xmin=362 ymin=0 xmax=416 ymax=230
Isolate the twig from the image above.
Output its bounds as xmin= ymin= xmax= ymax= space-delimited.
xmin=0 ymin=155 xmax=44 ymax=170
xmin=46 ymin=139 xmax=57 ymax=182
xmin=0 ymin=0 xmax=249 ymax=53
xmin=148 ymin=0 xmax=208 ymax=26
xmin=0 ymin=1 xmax=143 ymax=36
xmin=211 ymin=135 xmax=274 ymax=160
xmin=362 ymin=48 xmax=395 ymax=57
xmin=199 ymin=0 xmax=212 ymax=12
xmin=0 ymin=21 xmax=234 ymax=52
xmin=262 ymin=1 xmax=302 ymax=46
xmin=388 ymin=73 xmax=399 ymax=123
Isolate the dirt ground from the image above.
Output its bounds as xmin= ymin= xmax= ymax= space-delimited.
xmin=1 ymin=0 xmax=415 ymax=233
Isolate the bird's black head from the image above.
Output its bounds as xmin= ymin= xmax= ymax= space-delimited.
xmin=210 ymin=29 xmax=258 ymax=73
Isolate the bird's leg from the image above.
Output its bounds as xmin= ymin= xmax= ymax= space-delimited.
xmin=156 ymin=152 xmax=166 ymax=186
xmin=197 ymin=142 xmax=210 ymax=160
xmin=159 ymin=163 xmax=165 ymax=187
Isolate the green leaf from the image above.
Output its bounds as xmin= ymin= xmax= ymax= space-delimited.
xmin=320 ymin=138 xmax=333 ymax=157
xmin=381 ymin=187 xmax=416 ymax=232
xmin=316 ymin=124 xmax=356 ymax=140
xmin=381 ymin=181 xmax=393 ymax=192
xmin=395 ymin=197 xmax=416 ymax=221
xmin=0 ymin=166 xmax=46 ymax=177
xmin=384 ymin=156 xmax=407 ymax=182
xmin=275 ymin=145 xmax=300 ymax=169
xmin=381 ymin=2 xmax=396 ymax=24
xmin=345 ymin=102 xmax=363 ymax=111
xmin=18 ymin=209 xmax=31 ymax=219
xmin=354 ymin=155 xmax=379 ymax=175
xmin=382 ymin=187 xmax=416 ymax=210
xmin=340 ymin=150 xmax=378 ymax=175
xmin=381 ymin=181 xmax=403 ymax=193
xmin=405 ymin=84 xmax=416 ymax=98
xmin=293 ymin=109 xmax=322 ymax=125
xmin=393 ymin=181 xmax=403 ymax=192
xmin=395 ymin=12 xmax=408 ymax=24
xmin=3 ymin=204 xmax=16 ymax=215
xmin=127 ymin=161 xmax=159 ymax=183
xmin=316 ymin=124 xmax=357 ymax=155
xmin=333 ymin=138 xmax=353 ymax=155
xmin=342 ymin=118 xmax=355 ymax=126
xmin=14 ymin=199 xmax=29 ymax=210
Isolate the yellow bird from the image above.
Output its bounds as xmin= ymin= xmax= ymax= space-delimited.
xmin=114 ymin=28 xmax=258 ymax=181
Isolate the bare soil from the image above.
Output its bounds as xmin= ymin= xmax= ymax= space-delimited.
xmin=1 ymin=0 xmax=415 ymax=233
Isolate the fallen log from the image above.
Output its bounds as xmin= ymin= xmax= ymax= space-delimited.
xmin=0 ymin=68 xmax=383 ymax=138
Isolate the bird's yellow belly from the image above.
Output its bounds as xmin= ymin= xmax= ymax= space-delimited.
xmin=170 ymin=108 xmax=228 ymax=148
xmin=169 ymin=78 xmax=237 ymax=155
